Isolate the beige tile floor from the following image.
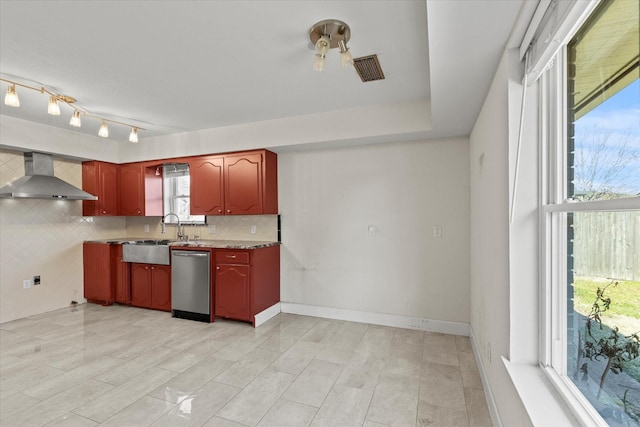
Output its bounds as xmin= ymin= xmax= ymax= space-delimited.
xmin=0 ymin=304 xmax=493 ymax=427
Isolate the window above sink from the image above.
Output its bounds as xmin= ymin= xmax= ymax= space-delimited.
xmin=162 ymin=163 xmax=206 ymax=225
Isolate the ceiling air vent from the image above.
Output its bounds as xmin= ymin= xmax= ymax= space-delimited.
xmin=353 ymin=54 xmax=385 ymax=82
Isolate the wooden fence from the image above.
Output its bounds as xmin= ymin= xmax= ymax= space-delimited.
xmin=573 ymin=211 xmax=640 ymax=281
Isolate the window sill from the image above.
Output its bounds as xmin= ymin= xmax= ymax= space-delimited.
xmin=502 ymin=358 xmax=601 ymax=426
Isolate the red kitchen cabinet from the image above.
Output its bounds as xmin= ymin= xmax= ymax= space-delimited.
xmin=190 ymin=150 xmax=278 ymax=216
xmin=131 ymin=263 xmax=171 ymax=311
xmin=225 ymin=150 xmax=278 ymax=215
xmin=190 ymin=156 xmax=225 ymax=215
xmin=113 ymin=245 xmax=131 ymax=304
xmin=82 ymin=161 xmax=119 ymax=216
xmin=214 ymin=245 xmax=280 ymax=326
xmin=224 ymin=153 xmax=263 ymax=215
xmin=131 ymin=264 xmax=152 ymax=307
xmin=118 ymin=163 xmax=144 ymax=216
xmin=215 ymin=263 xmax=251 ymax=321
xmin=119 ymin=163 xmax=163 ymax=216
xmin=150 ymin=265 xmax=172 ymax=311
xmin=83 ymin=242 xmax=114 ymax=304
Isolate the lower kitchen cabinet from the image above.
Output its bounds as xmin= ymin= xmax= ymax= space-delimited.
xmin=83 ymin=242 xmax=114 ymax=304
xmin=131 ymin=263 xmax=171 ymax=311
xmin=214 ymin=245 xmax=280 ymax=326
xmin=113 ymin=244 xmax=131 ymax=304
xmin=215 ymin=264 xmax=251 ymax=321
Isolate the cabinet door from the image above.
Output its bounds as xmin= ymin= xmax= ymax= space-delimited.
xmin=151 ymin=265 xmax=171 ymax=311
xmin=215 ymin=264 xmax=250 ymax=320
xmin=83 ymin=243 xmax=113 ymax=303
xmin=99 ymin=163 xmax=119 ymax=215
xmin=131 ymin=263 xmax=152 ymax=307
xmin=119 ymin=163 xmax=144 ymax=216
xmin=113 ymin=245 xmax=130 ymax=304
xmin=224 ymin=153 xmax=262 ymax=215
xmin=190 ymin=157 xmax=225 ymax=215
xmin=82 ymin=161 xmax=118 ymax=216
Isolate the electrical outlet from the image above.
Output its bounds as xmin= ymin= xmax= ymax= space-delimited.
xmin=23 ymin=279 xmax=31 ymax=289
xmin=433 ymin=226 xmax=442 ymax=238
xmin=368 ymin=225 xmax=376 ymax=236
xmin=208 ymin=224 xmax=216 ymax=234
xmin=33 ymin=275 xmax=41 ymax=285
xmin=250 ymin=225 xmax=257 ymax=234
xmin=144 ymin=224 xmax=150 ymax=233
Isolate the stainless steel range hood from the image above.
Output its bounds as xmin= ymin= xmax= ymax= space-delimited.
xmin=0 ymin=152 xmax=98 ymax=200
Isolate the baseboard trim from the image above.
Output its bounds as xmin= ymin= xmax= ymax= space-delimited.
xmin=280 ymin=302 xmax=470 ymax=336
xmin=469 ymin=326 xmax=502 ymax=427
xmin=254 ymin=302 xmax=281 ymax=327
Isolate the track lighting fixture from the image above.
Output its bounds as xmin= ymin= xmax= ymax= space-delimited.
xmin=309 ymin=19 xmax=353 ymax=72
xmin=0 ymin=76 xmax=145 ymax=142
xmin=4 ymin=84 xmax=19 ymax=107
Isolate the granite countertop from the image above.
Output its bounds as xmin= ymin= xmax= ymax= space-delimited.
xmin=85 ymin=238 xmax=280 ymax=250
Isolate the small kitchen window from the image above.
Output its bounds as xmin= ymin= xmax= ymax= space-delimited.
xmin=162 ymin=163 xmax=205 ymax=224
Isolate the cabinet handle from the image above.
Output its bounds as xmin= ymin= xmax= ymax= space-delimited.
xmin=102 ymin=210 xmax=106 ymax=214
xmin=216 ymin=266 xmax=220 ymax=270
xmin=218 ymin=209 xmax=222 ymax=213
xmin=227 ymin=210 xmax=231 ymax=213
xmin=137 ymin=209 xmax=141 ymax=214
xmin=151 ymin=266 xmax=156 ymax=270
xmin=145 ymin=266 xmax=149 ymax=270
xmin=227 ymin=255 xmax=236 ymax=259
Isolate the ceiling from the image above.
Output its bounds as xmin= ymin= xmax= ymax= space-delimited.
xmin=0 ymin=0 xmax=529 ymax=148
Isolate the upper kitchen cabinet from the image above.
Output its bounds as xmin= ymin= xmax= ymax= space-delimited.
xmin=191 ymin=150 xmax=278 ymax=215
xmin=119 ymin=163 xmax=162 ymax=216
xmin=189 ymin=156 xmax=224 ymax=215
xmin=82 ymin=161 xmax=118 ymax=216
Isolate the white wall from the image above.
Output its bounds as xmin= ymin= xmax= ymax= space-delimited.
xmin=469 ymin=50 xmax=533 ymax=425
xmin=0 ymin=115 xmax=121 ymax=162
xmin=278 ymin=138 xmax=470 ymax=324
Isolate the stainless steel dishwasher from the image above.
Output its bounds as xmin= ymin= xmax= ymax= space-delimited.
xmin=171 ymin=250 xmax=211 ymax=322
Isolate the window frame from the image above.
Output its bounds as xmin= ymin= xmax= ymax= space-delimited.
xmin=538 ymin=31 xmax=640 ymax=427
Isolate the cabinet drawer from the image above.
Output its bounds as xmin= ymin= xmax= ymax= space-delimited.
xmin=215 ymin=251 xmax=250 ymax=264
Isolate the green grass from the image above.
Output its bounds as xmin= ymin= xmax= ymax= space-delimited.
xmin=573 ymin=277 xmax=640 ymax=383
xmin=573 ymin=277 xmax=640 ymax=320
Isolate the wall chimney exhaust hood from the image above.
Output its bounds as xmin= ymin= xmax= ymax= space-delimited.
xmin=0 ymin=152 xmax=98 ymax=200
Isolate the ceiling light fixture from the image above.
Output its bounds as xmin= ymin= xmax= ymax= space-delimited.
xmin=0 ymin=76 xmax=145 ymax=142
xmin=47 ymin=95 xmax=61 ymax=116
xmin=98 ymin=120 xmax=109 ymax=138
xmin=4 ymin=84 xmax=20 ymax=107
xmin=309 ymin=19 xmax=353 ymax=72
xmin=129 ymin=127 xmax=138 ymax=143
xmin=69 ymin=109 xmax=82 ymax=127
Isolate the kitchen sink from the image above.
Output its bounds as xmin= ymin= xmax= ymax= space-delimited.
xmin=122 ymin=240 xmax=171 ymax=265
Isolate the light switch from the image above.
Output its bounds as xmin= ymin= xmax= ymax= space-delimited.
xmin=433 ymin=226 xmax=442 ymax=238
xmin=208 ymin=224 xmax=216 ymax=234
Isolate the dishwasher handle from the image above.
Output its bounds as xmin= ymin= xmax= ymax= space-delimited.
xmin=172 ymin=251 xmax=209 ymax=257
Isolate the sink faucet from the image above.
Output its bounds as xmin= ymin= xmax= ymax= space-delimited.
xmin=161 ymin=213 xmax=185 ymax=240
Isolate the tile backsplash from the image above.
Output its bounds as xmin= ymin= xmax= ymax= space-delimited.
xmin=126 ymin=214 xmax=279 ymax=241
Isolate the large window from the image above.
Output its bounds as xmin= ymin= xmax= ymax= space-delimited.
xmin=543 ymin=0 xmax=639 ymax=424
